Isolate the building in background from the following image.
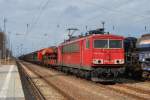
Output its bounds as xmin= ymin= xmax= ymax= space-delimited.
xmin=0 ymin=31 xmax=12 ymax=59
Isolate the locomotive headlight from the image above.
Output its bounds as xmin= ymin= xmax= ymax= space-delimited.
xmin=116 ymin=60 xmax=120 ymax=64
xmin=115 ymin=59 xmax=124 ymax=64
xmin=93 ymin=59 xmax=103 ymax=64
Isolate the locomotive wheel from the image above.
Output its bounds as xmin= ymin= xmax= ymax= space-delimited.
xmin=62 ymin=67 xmax=69 ymax=74
xmin=78 ymin=70 xmax=91 ymax=79
xmin=84 ymin=71 xmax=91 ymax=80
xmin=76 ymin=69 xmax=81 ymax=77
xmin=65 ymin=67 xmax=70 ymax=74
xmin=69 ymin=68 xmax=74 ymax=75
xmin=73 ymin=69 xmax=78 ymax=75
xmin=56 ymin=66 xmax=62 ymax=71
xmin=91 ymin=70 xmax=98 ymax=78
xmin=61 ymin=67 xmax=65 ymax=72
xmin=79 ymin=70 xmax=84 ymax=78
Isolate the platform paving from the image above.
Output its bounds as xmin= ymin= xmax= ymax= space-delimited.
xmin=0 ymin=65 xmax=24 ymax=100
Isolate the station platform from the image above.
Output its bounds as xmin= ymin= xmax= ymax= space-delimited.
xmin=0 ymin=64 xmax=24 ymax=100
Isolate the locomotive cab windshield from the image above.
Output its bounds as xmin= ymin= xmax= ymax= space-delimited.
xmin=94 ymin=39 xmax=123 ymax=48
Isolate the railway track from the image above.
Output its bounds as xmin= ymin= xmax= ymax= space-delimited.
xmin=105 ymin=84 xmax=150 ymax=100
xmin=18 ymin=61 xmax=150 ymax=100
xmin=17 ymin=62 xmax=45 ymax=100
xmin=18 ymin=61 xmax=69 ymax=100
xmin=116 ymin=83 xmax=150 ymax=95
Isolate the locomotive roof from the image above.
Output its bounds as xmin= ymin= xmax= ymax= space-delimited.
xmin=61 ymin=34 xmax=124 ymax=45
xmin=141 ymin=33 xmax=150 ymax=37
xmin=138 ymin=33 xmax=150 ymax=43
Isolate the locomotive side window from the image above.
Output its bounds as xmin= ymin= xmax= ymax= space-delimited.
xmin=109 ymin=40 xmax=122 ymax=48
xmin=94 ymin=40 xmax=108 ymax=48
xmin=86 ymin=39 xmax=90 ymax=48
xmin=62 ymin=43 xmax=79 ymax=53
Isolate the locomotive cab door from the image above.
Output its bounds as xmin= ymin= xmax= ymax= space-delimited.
xmin=81 ymin=38 xmax=92 ymax=69
xmin=80 ymin=40 xmax=83 ymax=67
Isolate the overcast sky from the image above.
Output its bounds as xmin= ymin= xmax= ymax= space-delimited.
xmin=0 ymin=0 xmax=150 ymax=56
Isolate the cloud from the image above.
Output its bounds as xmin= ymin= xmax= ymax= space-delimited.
xmin=63 ymin=5 xmax=81 ymax=18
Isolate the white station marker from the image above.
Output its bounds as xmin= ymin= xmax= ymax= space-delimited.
xmin=0 ymin=65 xmax=14 ymax=98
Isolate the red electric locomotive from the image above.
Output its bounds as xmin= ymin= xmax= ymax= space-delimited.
xmin=57 ymin=28 xmax=125 ymax=81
